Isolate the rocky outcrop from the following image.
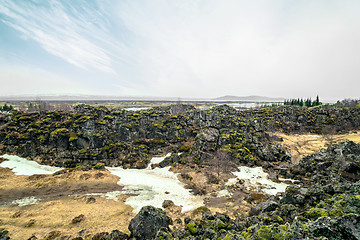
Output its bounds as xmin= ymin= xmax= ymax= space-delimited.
xmin=0 ymin=104 xmax=291 ymax=169
xmin=245 ymin=105 xmax=360 ymax=134
xmin=128 ymin=206 xmax=171 ymax=240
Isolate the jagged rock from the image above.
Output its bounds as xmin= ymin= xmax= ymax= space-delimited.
xmin=0 ymin=230 xmax=10 ymax=240
xmin=128 ymin=206 xmax=171 ymax=240
xmin=202 ymin=211 xmax=215 ymax=220
xmin=71 ymin=214 xmax=85 ymax=224
xmin=172 ymin=229 xmax=189 ymax=239
xmin=249 ymin=200 xmax=280 ymax=216
xmin=86 ymin=197 xmax=96 ymax=204
xmin=162 ymin=200 xmax=174 ymax=208
xmin=107 ymin=230 xmax=128 ymax=240
xmin=25 ymin=219 xmax=36 ymax=228
xmin=154 ymin=227 xmax=173 ymax=240
xmin=92 ymin=232 xmax=108 ymax=240
xmin=197 ymin=128 xmax=219 ymax=142
xmin=281 ymin=186 xmax=308 ymax=205
xmin=44 ymin=231 xmax=61 ymax=240
xmin=310 ymin=215 xmax=360 ymax=240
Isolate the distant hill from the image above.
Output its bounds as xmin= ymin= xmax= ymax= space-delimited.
xmin=213 ymin=95 xmax=284 ymax=102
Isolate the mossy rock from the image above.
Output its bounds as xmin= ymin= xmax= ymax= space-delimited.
xmin=50 ymin=128 xmax=69 ymax=137
xmin=94 ymin=162 xmax=105 ymax=169
xmin=306 ymin=208 xmax=329 ymax=219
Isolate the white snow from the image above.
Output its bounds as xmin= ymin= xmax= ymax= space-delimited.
xmin=294 ymin=134 xmax=321 ymax=137
xmin=217 ymin=189 xmax=232 ymax=198
xmin=11 ymin=196 xmax=40 ymax=207
xmin=85 ymin=191 xmax=123 ymax=202
xmin=123 ymin=107 xmax=149 ymax=111
xmin=228 ymin=166 xmax=289 ymax=195
xmin=107 ymin=154 xmax=204 ymax=213
xmin=278 ymin=177 xmax=300 ymax=183
xmin=146 ymin=153 xmax=171 ymax=169
xmin=0 ymin=154 xmax=62 ymax=175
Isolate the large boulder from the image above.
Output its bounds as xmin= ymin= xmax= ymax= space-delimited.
xmin=197 ymin=127 xmax=219 ymax=142
xmin=310 ymin=215 xmax=360 ymax=240
xmin=128 ymin=206 xmax=171 ymax=240
xmin=249 ymin=200 xmax=280 ymax=216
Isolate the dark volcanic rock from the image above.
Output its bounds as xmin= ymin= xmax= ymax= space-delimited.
xmin=92 ymin=230 xmax=128 ymax=240
xmin=128 ymin=206 xmax=171 ymax=240
xmin=249 ymin=200 xmax=280 ymax=216
xmin=0 ymin=230 xmax=10 ymax=240
xmin=299 ymin=140 xmax=360 ymax=184
xmin=310 ymin=215 xmax=360 ymax=240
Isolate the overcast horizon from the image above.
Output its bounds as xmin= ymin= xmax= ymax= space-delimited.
xmin=1 ymin=0 xmax=360 ymax=100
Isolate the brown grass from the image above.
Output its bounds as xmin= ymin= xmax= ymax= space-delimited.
xmin=271 ymin=130 xmax=360 ymax=163
xmin=0 ymin=168 xmax=135 ymax=239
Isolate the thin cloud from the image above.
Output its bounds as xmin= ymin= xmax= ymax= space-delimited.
xmin=0 ymin=0 xmax=116 ymax=74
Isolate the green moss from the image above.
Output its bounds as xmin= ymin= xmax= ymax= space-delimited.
xmin=329 ymin=206 xmax=343 ymax=217
xmin=302 ymin=224 xmax=309 ymax=230
xmin=224 ymin=234 xmax=233 ymax=240
xmin=94 ymin=163 xmax=105 ymax=169
xmin=280 ymin=225 xmax=287 ymax=231
xmin=179 ymin=144 xmax=192 ymax=152
xmin=122 ymin=123 xmax=132 ymax=128
xmin=50 ymin=128 xmax=69 ymax=137
xmin=79 ymin=148 xmax=88 ymax=154
xmin=241 ymin=231 xmax=252 ymax=240
xmin=77 ymin=115 xmax=92 ymax=123
xmin=18 ymin=116 xmax=34 ymax=121
xmin=256 ymin=226 xmax=272 ymax=240
xmin=306 ymin=208 xmax=329 ymax=219
xmin=263 ymin=217 xmax=272 ymax=224
xmin=187 ymin=222 xmax=197 ymax=235
xmin=191 ymin=206 xmax=210 ymax=216
xmin=37 ymin=135 xmax=46 ymax=143
xmin=69 ymin=132 xmax=78 ymax=141
xmin=97 ymin=120 xmax=106 ymax=125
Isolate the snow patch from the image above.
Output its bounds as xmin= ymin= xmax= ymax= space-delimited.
xmin=217 ymin=189 xmax=232 ymax=198
xmin=0 ymin=154 xmax=62 ymax=175
xmin=228 ymin=166 xmax=289 ymax=195
xmin=107 ymin=154 xmax=203 ymax=213
xmin=11 ymin=196 xmax=40 ymax=207
xmin=146 ymin=153 xmax=171 ymax=169
xmin=85 ymin=191 xmax=123 ymax=202
xmin=123 ymin=107 xmax=149 ymax=111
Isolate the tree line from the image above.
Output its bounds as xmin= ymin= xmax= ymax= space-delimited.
xmin=0 ymin=103 xmax=14 ymax=112
xmin=283 ymin=95 xmax=322 ymax=107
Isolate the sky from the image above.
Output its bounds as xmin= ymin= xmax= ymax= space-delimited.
xmin=0 ymin=0 xmax=359 ymax=100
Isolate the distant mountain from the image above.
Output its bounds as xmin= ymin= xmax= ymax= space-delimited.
xmin=213 ymin=95 xmax=284 ymax=102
